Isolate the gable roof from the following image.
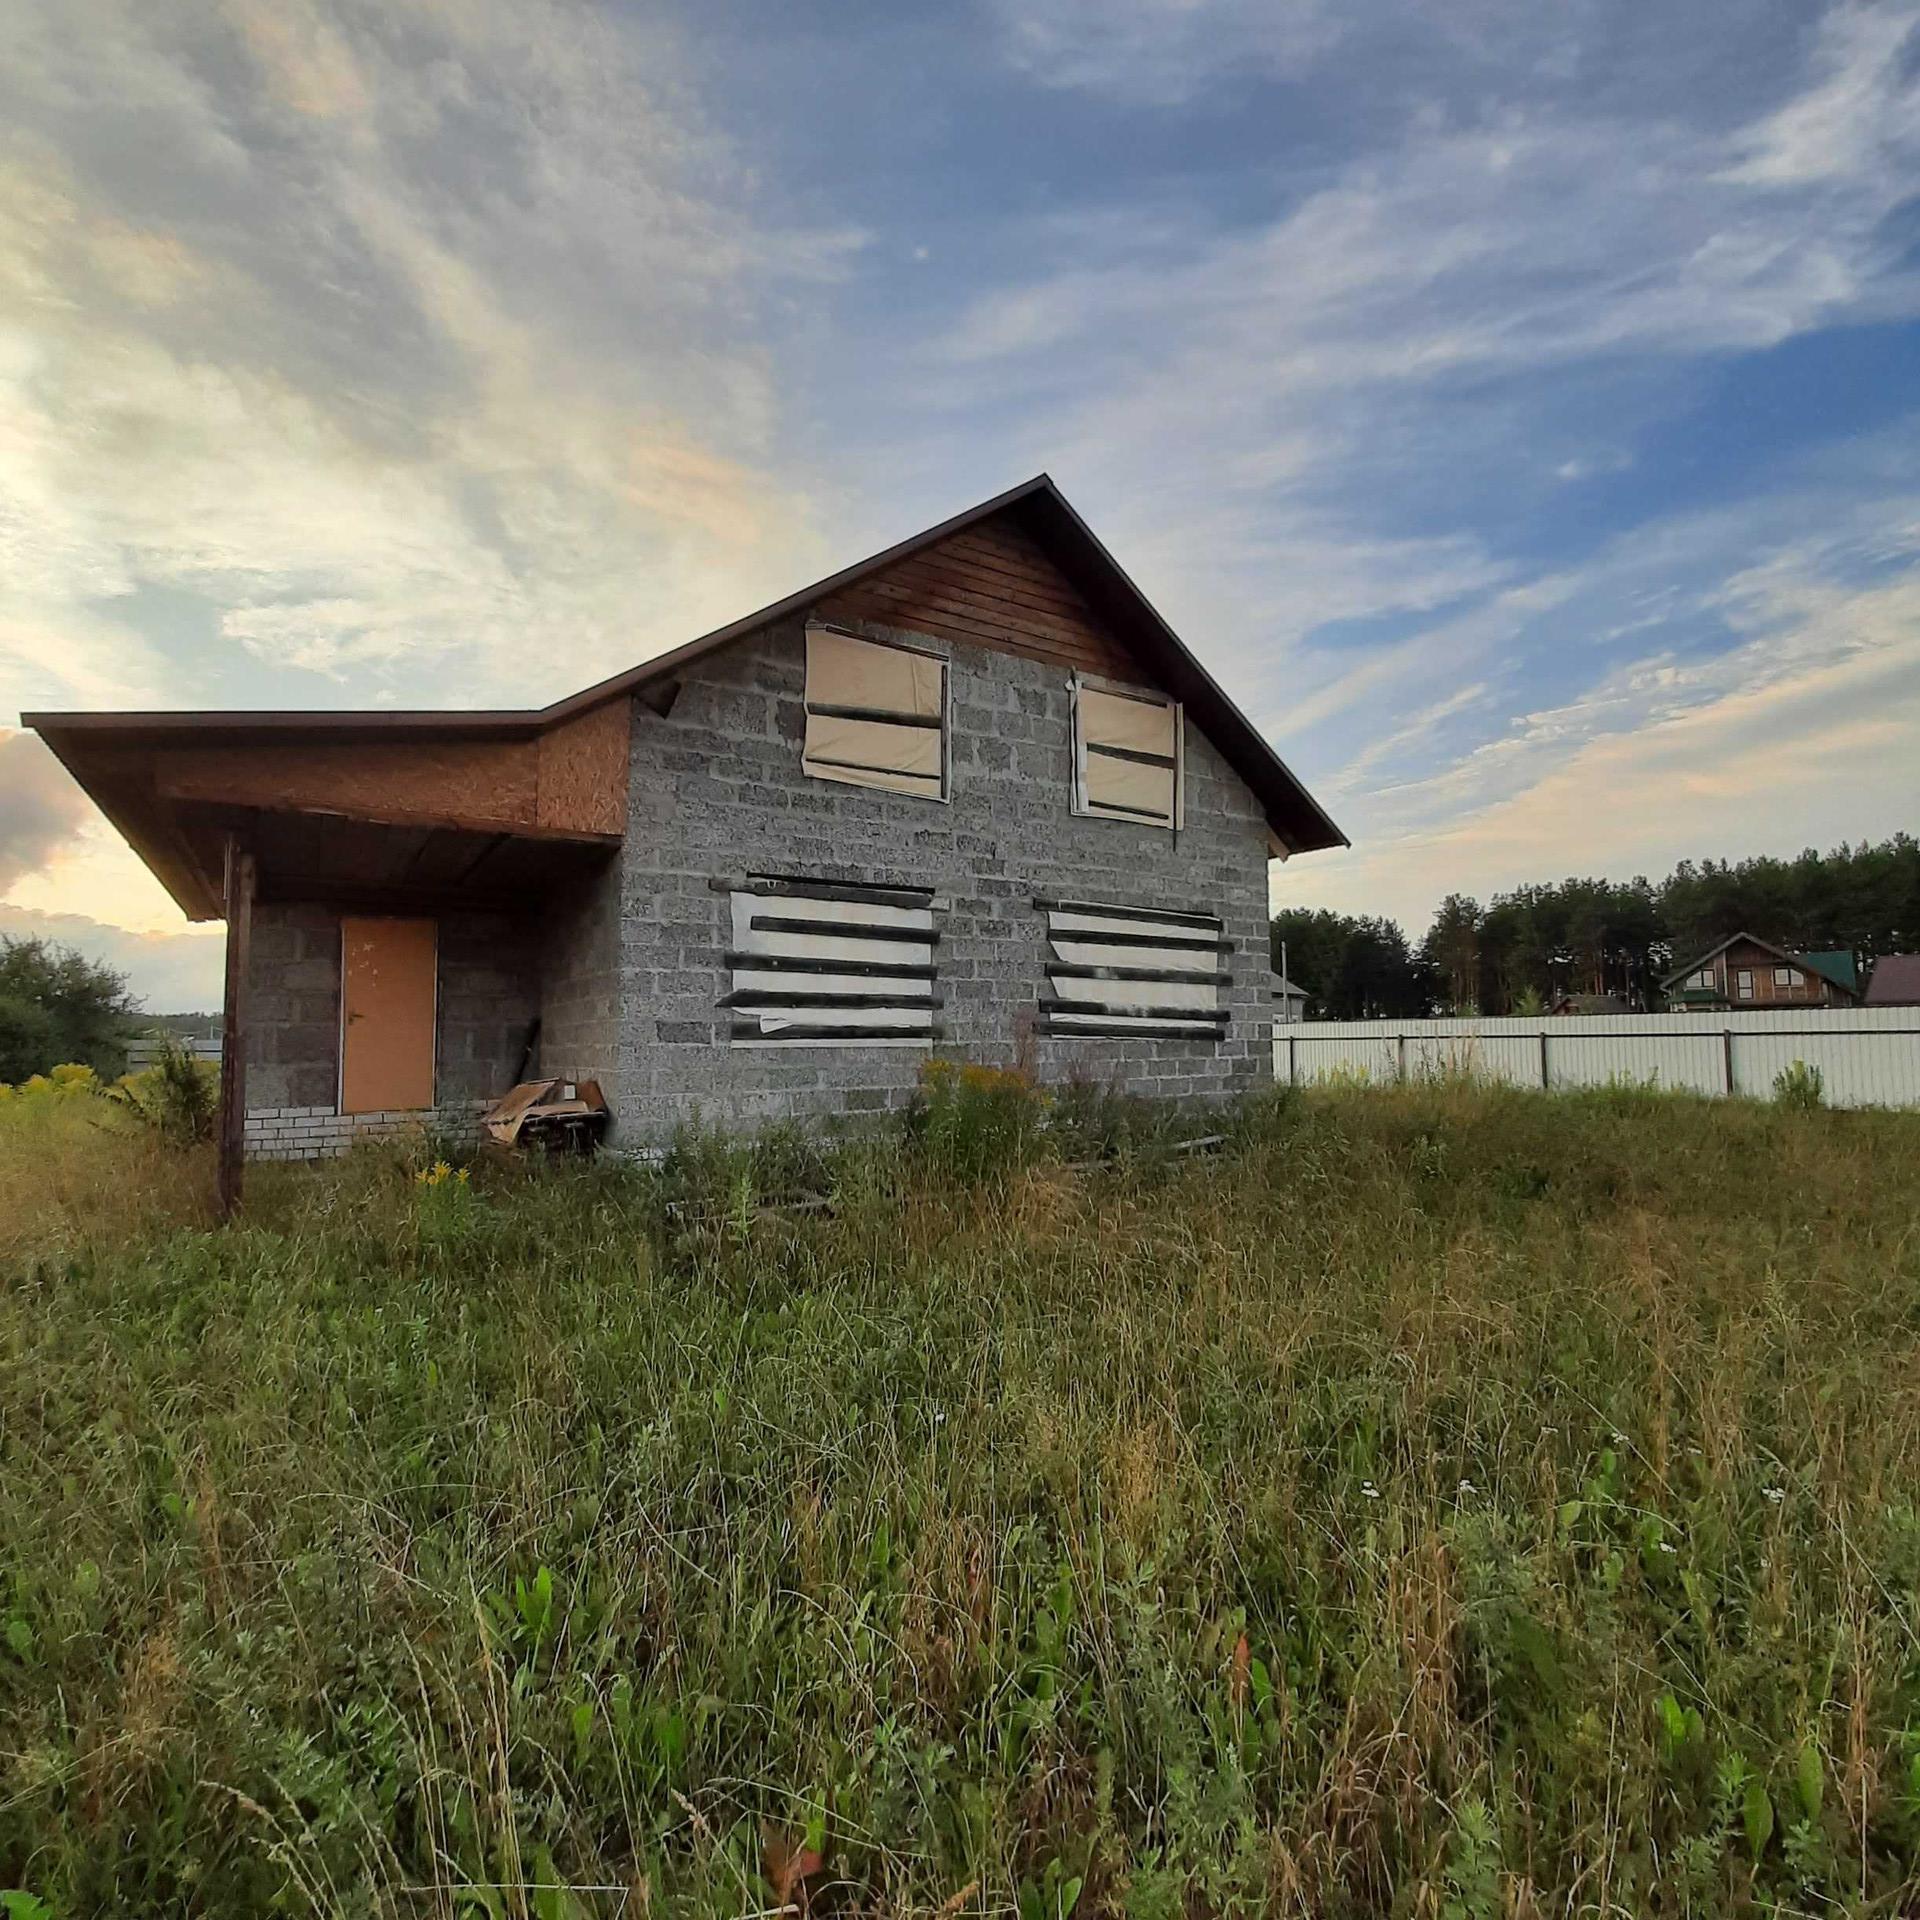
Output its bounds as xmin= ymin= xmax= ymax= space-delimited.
xmin=1659 ymin=930 xmax=1862 ymax=997
xmin=23 ymin=476 xmax=1346 ymax=857
xmin=549 ymin=475 xmax=1345 ymax=851
xmin=1796 ymin=948 xmax=1859 ymax=993
xmin=1864 ymin=954 xmax=1920 ymax=1005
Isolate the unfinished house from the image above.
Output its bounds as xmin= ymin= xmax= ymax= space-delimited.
xmin=27 ymin=477 xmax=1344 ymax=1182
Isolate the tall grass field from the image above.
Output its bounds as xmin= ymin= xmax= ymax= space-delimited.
xmin=2 ymin=1073 xmax=1918 ymax=1916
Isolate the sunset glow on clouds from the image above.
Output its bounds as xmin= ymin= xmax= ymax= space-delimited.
xmin=4 ymin=0 xmax=1917 ymax=1006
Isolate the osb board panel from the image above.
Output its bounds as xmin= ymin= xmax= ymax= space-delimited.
xmin=156 ymin=709 xmax=629 ymax=840
xmin=536 ymin=699 xmax=629 ymax=834
xmin=819 ymin=515 xmax=1149 ymax=685
xmin=339 ymin=916 xmax=436 ymax=1113
xmin=158 ymin=740 xmax=540 ymax=832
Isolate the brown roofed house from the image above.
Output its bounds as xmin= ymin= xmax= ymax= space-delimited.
xmin=1864 ymin=954 xmax=1920 ymax=1007
xmin=1658 ymin=932 xmax=1862 ymax=1012
xmin=25 ymin=477 xmax=1344 ymax=1193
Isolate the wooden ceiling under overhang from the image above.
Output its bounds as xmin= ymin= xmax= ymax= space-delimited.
xmin=30 ymin=700 xmax=628 ymax=921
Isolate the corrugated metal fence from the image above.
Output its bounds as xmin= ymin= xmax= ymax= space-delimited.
xmin=1275 ymin=1008 xmax=1920 ymax=1109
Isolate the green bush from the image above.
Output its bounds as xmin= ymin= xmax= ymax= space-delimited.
xmin=905 ymin=1057 xmax=1048 ymax=1182
xmin=1772 ymin=1058 xmax=1825 ymax=1111
xmin=112 ymin=1039 xmax=219 ymax=1143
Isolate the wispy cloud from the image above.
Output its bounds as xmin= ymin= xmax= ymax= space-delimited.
xmin=1292 ymin=496 xmax=1920 ymax=928
xmin=989 ymin=0 xmax=1342 ymax=105
xmin=0 ymin=0 xmax=852 ymax=717
xmin=917 ymin=26 xmax=1920 ymax=680
xmin=0 ymin=732 xmax=88 ymax=892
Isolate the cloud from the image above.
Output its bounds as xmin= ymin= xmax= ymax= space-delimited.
xmin=1289 ymin=503 xmax=1920 ymax=932
xmin=0 ymin=0 xmax=853 ymax=717
xmin=0 ymin=904 xmax=224 ymax=1013
xmin=1721 ymin=4 xmax=1920 ymax=186
xmin=0 ymin=731 xmax=89 ymax=891
xmin=890 ymin=3 xmax=1920 ymax=840
xmin=990 ymin=0 xmax=1342 ymax=105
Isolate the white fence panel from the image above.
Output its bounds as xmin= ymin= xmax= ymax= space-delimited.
xmin=1276 ymin=1009 xmax=1920 ymax=1110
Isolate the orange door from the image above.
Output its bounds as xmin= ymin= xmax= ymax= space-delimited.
xmin=340 ymin=917 xmax=438 ymax=1114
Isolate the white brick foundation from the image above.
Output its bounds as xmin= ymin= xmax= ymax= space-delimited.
xmin=243 ymin=1102 xmax=486 ymax=1162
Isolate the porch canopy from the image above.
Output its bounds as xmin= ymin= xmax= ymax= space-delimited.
xmin=26 ymin=702 xmax=630 ymax=1216
xmin=25 ymin=703 xmax=629 ymax=922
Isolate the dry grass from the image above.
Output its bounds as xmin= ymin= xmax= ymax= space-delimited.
xmin=1 ymin=1080 xmax=1918 ymax=1916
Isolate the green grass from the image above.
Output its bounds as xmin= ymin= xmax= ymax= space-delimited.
xmin=2 ymin=1081 xmax=1919 ymax=1916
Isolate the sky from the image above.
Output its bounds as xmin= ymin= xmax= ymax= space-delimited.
xmin=3 ymin=0 xmax=1918 ymax=1010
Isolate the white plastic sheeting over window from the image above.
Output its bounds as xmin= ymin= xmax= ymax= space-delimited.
xmin=1071 ymin=675 xmax=1182 ymax=827
xmin=1038 ymin=897 xmax=1229 ymax=1040
xmin=722 ymin=878 xmax=940 ymax=1046
xmin=802 ymin=627 xmax=948 ymax=800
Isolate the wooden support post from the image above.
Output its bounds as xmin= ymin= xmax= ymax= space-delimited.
xmin=216 ymin=836 xmax=255 ymax=1223
xmin=1722 ymin=1028 xmax=1735 ymax=1099
xmin=1540 ymin=1029 xmax=1551 ymax=1091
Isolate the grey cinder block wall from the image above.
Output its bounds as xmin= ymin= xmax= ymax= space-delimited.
xmin=241 ymin=620 xmax=1279 ymax=1152
xmin=242 ymin=903 xmax=539 ymax=1154
xmin=550 ymin=614 xmax=1275 ymax=1142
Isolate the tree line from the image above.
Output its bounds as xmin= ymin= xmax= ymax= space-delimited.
xmin=1271 ymin=835 xmax=1920 ymax=1018
xmin=1 ymin=938 xmax=140 ymax=1083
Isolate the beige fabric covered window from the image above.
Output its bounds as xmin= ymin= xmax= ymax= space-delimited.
xmin=1072 ymin=676 xmax=1182 ymax=827
xmin=803 ymin=627 xmax=948 ymax=799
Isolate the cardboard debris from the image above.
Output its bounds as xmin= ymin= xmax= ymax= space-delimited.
xmin=483 ymin=1076 xmax=610 ymax=1152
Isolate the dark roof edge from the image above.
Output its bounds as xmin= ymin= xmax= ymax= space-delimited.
xmin=22 ymin=472 xmax=1347 ymax=853
xmin=1027 ymin=481 xmax=1348 ymax=853
xmin=14 ymin=480 xmax=1063 ymax=743
xmin=20 ymin=708 xmax=541 ymax=738
xmin=535 ymin=474 xmax=1062 ymax=724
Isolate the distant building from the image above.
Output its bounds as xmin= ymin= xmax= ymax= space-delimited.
xmin=1549 ymin=992 xmax=1630 ymax=1016
xmin=125 ymin=1031 xmax=222 ymax=1072
xmin=1659 ymin=932 xmax=1861 ymax=1011
xmin=1863 ymin=954 xmax=1920 ymax=1007
xmin=1272 ymin=975 xmax=1308 ymax=1024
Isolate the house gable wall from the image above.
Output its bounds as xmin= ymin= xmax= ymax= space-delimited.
xmin=590 ymin=600 xmax=1274 ymax=1141
xmin=817 ymin=513 xmax=1143 ymax=683
xmin=1683 ymin=937 xmax=1844 ymax=1008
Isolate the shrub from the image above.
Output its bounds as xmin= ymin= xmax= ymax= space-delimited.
xmin=1045 ymin=1075 xmax=1177 ymax=1164
xmin=111 ymin=1040 xmax=218 ymax=1143
xmin=905 ymin=1057 xmax=1047 ymax=1181
xmin=1772 ymin=1058 xmax=1825 ymax=1111
xmin=413 ymin=1156 xmax=479 ymax=1247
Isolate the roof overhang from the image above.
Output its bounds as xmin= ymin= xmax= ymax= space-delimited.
xmin=25 ymin=474 xmax=1346 ymax=919
xmin=26 ymin=706 xmax=626 ymax=921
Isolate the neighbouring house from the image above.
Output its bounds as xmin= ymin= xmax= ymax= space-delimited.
xmin=1864 ymin=954 xmax=1920 ymax=1007
xmin=1658 ymin=932 xmax=1862 ymax=1012
xmin=1549 ymin=992 xmax=1630 ymax=1016
xmin=1272 ymin=975 xmax=1308 ymax=1024
xmin=26 ymin=476 xmax=1345 ymax=1184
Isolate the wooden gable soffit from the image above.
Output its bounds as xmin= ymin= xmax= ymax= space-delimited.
xmin=153 ymin=700 xmax=630 ymax=841
xmin=817 ymin=513 xmax=1146 ymax=685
